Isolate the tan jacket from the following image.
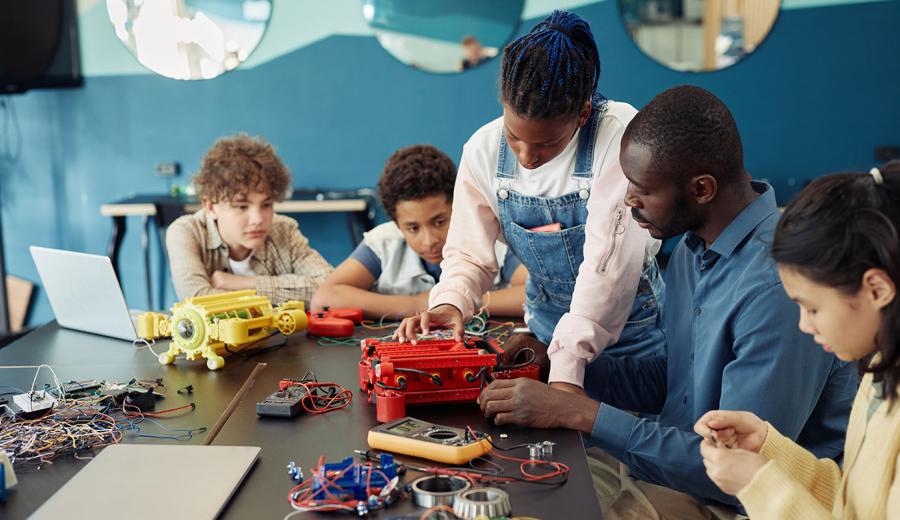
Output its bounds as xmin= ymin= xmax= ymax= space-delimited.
xmin=166 ymin=210 xmax=333 ymax=305
xmin=738 ymin=371 xmax=900 ymax=519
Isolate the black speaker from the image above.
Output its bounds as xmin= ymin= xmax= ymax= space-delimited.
xmin=0 ymin=0 xmax=82 ymax=94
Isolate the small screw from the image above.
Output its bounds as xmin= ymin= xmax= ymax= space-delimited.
xmin=287 ymin=461 xmax=303 ymax=481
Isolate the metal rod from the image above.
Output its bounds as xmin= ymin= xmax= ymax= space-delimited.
xmin=202 ymin=362 xmax=267 ymax=445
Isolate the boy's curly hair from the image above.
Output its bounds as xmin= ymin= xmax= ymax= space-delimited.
xmin=378 ymin=145 xmax=457 ymax=220
xmin=194 ymin=134 xmax=291 ymax=203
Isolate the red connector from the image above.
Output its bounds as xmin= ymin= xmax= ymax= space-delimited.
xmin=307 ymin=307 xmax=362 ymax=337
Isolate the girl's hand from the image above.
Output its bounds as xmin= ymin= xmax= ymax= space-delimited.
xmin=393 ymin=304 xmax=464 ymax=343
xmin=694 ymin=410 xmax=768 ymax=452
xmin=699 ymin=439 xmax=769 ymax=495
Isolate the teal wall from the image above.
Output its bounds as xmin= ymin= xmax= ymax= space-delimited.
xmin=3 ymin=0 xmax=899 ymax=326
xmin=362 ymin=0 xmax=525 ymax=47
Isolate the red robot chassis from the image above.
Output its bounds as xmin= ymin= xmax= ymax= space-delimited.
xmin=358 ymin=337 xmax=539 ymax=422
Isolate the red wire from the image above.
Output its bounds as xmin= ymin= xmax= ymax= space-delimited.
xmin=292 ymin=382 xmax=352 ymax=415
xmin=140 ymin=403 xmax=196 ymax=417
xmin=489 ymin=449 xmax=570 ymax=480
xmin=121 ymin=401 xmax=196 ymax=418
xmin=424 ymin=466 xmax=512 ymax=485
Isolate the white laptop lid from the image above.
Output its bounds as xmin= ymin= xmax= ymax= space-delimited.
xmin=31 ymin=444 xmax=261 ymax=520
xmin=30 ymin=246 xmax=138 ymax=341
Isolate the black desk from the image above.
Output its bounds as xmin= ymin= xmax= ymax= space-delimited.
xmin=0 ymin=323 xmax=602 ymax=519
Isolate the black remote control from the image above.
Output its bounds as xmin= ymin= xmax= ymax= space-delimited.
xmin=256 ymin=386 xmax=309 ymax=417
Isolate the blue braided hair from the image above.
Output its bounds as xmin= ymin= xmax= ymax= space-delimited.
xmin=500 ymin=10 xmax=601 ymax=119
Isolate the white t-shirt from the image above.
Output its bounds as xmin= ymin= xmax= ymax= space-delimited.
xmin=462 ymin=101 xmax=638 ymax=216
xmin=357 ymin=221 xmax=518 ymax=295
xmin=228 ymin=256 xmax=255 ymax=277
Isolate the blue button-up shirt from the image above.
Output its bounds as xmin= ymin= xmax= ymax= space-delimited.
xmin=583 ymin=182 xmax=857 ymax=506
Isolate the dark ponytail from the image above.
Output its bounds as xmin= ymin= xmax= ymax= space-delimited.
xmin=772 ymin=161 xmax=900 ymax=404
xmin=500 ymin=10 xmax=600 ymax=119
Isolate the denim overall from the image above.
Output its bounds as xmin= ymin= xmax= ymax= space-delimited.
xmin=496 ymin=95 xmax=665 ymax=359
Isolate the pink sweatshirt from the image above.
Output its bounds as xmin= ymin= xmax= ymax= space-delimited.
xmin=429 ymin=103 xmax=654 ymax=387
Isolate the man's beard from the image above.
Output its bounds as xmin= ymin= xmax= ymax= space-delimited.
xmin=631 ymin=194 xmax=702 ymax=239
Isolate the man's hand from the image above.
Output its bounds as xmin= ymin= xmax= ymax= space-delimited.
xmin=699 ymin=439 xmax=769 ymax=496
xmin=501 ymin=334 xmax=550 ymax=381
xmin=394 ymin=304 xmax=464 ymax=343
xmin=477 ymin=377 xmax=599 ymax=432
xmin=210 ymin=270 xmax=255 ymax=291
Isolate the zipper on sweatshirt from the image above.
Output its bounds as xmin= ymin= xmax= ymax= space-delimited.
xmin=600 ymin=208 xmax=626 ymax=274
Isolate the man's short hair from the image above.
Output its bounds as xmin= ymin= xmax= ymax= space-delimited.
xmin=623 ymin=85 xmax=745 ymax=185
xmin=194 ymin=134 xmax=291 ymax=203
xmin=378 ymin=145 xmax=457 ymax=220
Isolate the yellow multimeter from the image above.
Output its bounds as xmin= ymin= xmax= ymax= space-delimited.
xmin=367 ymin=417 xmax=492 ymax=464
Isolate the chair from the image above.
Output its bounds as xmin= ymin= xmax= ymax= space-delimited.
xmin=151 ymin=201 xmax=187 ymax=308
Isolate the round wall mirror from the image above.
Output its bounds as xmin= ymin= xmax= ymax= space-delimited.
xmin=106 ymin=0 xmax=272 ymax=80
xmin=619 ymin=0 xmax=780 ymax=72
xmin=360 ymin=0 xmax=524 ymax=74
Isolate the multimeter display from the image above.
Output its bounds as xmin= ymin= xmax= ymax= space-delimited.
xmin=386 ymin=418 xmax=426 ymax=434
xmin=368 ymin=417 xmax=492 ymax=464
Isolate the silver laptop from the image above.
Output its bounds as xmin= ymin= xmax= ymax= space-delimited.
xmin=31 ymin=444 xmax=261 ymax=520
xmin=30 ymin=246 xmax=140 ymax=340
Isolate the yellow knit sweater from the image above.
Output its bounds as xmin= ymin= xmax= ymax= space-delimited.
xmin=738 ymin=372 xmax=900 ymax=519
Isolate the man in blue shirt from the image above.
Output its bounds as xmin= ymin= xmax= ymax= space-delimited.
xmin=478 ymin=86 xmax=856 ymax=515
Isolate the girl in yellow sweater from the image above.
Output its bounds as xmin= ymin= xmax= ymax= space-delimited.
xmin=693 ymin=162 xmax=900 ymax=519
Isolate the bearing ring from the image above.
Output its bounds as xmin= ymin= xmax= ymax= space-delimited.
xmin=410 ymin=475 xmax=471 ymax=508
xmin=453 ymin=487 xmax=512 ymax=520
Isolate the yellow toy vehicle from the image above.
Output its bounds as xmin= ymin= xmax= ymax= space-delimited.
xmin=137 ymin=290 xmax=308 ymax=370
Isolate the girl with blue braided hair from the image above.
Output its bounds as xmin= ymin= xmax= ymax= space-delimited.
xmin=396 ymin=11 xmax=663 ymax=391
